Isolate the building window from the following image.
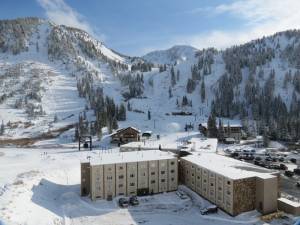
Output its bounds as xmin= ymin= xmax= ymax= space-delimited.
xmin=197 ymin=176 xmax=200 ymax=179
xmin=210 ymin=183 xmax=214 ymax=187
xmin=218 ymin=187 xmax=222 ymax=191
xmin=151 ymin=180 xmax=155 ymax=184
xmin=227 ymin=191 xmax=231 ymax=195
xmin=130 ymin=183 xmax=135 ymax=186
xmin=161 ymin=179 xmax=165 ymax=182
xmin=227 ymin=181 xmax=231 ymax=185
xmin=171 ymin=178 xmax=175 ymax=181
xmin=171 ymin=169 xmax=175 ymax=173
xmin=130 ymin=174 xmax=135 ymax=178
xmin=119 ymin=175 xmax=124 ymax=179
xmin=170 ymin=161 xmax=175 ymax=165
xmin=119 ymin=184 xmax=123 ymax=188
xmin=192 ymin=173 xmax=194 ymax=177
xmin=119 ymin=166 xmax=123 ymax=170
xmin=151 ymin=172 xmax=155 ymax=175
xmin=107 ymin=176 xmax=113 ymax=180
xmin=130 ymin=191 xmax=135 ymax=194
xmin=161 ymin=171 xmax=165 ymax=175
xmin=203 ymin=179 xmax=207 ymax=183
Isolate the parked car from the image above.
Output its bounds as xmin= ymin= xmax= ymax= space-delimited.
xmin=255 ymin=156 xmax=262 ymax=161
xmin=285 ymin=170 xmax=295 ymax=177
xmin=296 ymin=182 xmax=300 ymax=188
xmin=176 ymin=190 xmax=188 ymax=199
xmin=268 ymin=164 xmax=280 ymax=170
xmin=230 ymin=152 xmax=239 ymax=158
xmin=118 ymin=198 xmax=129 ymax=208
xmin=294 ymin=168 xmax=300 ymax=175
xmin=200 ymin=205 xmax=218 ymax=215
xmin=265 ymin=157 xmax=272 ymax=162
xmin=290 ymin=158 xmax=297 ymax=164
xmin=272 ymin=157 xmax=278 ymax=162
xmin=246 ymin=155 xmax=255 ymax=161
xmin=279 ymin=157 xmax=285 ymax=162
xmin=129 ymin=196 xmax=139 ymax=206
xmin=280 ymin=164 xmax=288 ymax=170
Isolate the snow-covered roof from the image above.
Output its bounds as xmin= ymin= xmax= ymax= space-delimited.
xmin=120 ymin=138 xmax=218 ymax=154
xmin=90 ymin=150 xmax=176 ymax=165
xmin=110 ymin=126 xmax=141 ymax=136
xmin=182 ymin=153 xmax=278 ymax=180
xmin=120 ymin=141 xmax=179 ymax=150
xmin=200 ymin=123 xmax=242 ymax=129
xmin=184 ymin=138 xmax=218 ymax=153
xmin=278 ymin=198 xmax=300 ymax=207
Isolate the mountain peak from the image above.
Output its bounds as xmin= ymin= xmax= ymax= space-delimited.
xmin=142 ymin=45 xmax=198 ymax=65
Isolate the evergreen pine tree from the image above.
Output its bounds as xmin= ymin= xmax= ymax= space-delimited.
xmin=127 ymin=101 xmax=132 ymax=111
xmin=201 ymin=79 xmax=205 ymax=103
xmin=176 ymin=70 xmax=180 ymax=81
xmin=218 ymin=119 xmax=225 ymax=141
xmin=207 ymin=114 xmax=218 ymax=138
xmin=74 ymin=124 xmax=79 ymax=141
xmin=171 ymin=66 xmax=176 ymax=86
xmin=168 ymin=86 xmax=173 ymax=98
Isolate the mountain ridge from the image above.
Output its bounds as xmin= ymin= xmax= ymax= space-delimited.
xmin=1 ymin=17 xmax=300 ymax=144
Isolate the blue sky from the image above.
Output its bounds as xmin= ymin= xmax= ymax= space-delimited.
xmin=1 ymin=0 xmax=300 ymax=56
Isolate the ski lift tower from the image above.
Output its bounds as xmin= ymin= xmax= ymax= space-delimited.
xmin=79 ymin=135 xmax=92 ymax=151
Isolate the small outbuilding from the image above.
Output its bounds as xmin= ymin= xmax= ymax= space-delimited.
xmin=110 ymin=127 xmax=140 ymax=144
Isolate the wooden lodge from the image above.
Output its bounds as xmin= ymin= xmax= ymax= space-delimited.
xmin=110 ymin=127 xmax=140 ymax=144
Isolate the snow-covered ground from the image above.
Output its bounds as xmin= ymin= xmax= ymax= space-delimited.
xmin=0 ymin=132 xmax=298 ymax=225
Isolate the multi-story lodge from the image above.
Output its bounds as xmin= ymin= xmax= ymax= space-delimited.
xmin=179 ymin=153 xmax=279 ymax=216
xmin=81 ymin=150 xmax=178 ymax=200
xmin=199 ymin=123 xmax=243 ymax=141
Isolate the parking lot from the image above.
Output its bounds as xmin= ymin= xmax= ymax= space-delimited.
xmin=221 ymin=144 xmax=300 ymax=201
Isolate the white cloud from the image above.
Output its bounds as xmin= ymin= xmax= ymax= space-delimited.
xmin=176 ymin=0 xmax=300 ymax=50
xmin=37 ymin=0 xmax=104 ymax=39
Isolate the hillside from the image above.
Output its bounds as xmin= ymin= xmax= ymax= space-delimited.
xmin=142 ymin=45 xmax=198 ymax=65
xmin=1 ymin=18 xmax=300 ymax=145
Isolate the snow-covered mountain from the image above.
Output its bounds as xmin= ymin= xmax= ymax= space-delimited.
xmin=142 ymin=45 xmax=198 ymax=65
xmin=1 ymin=17 xmax=300 ymax=144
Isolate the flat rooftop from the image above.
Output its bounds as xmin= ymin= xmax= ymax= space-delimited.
xmin=120 ymin=141 xmax=179 ymax=150
xmin=182 ymin=153 xmax=277 ymax=180
xmin=89 ymin=150 xmax=176 ymax=166
xmin=120 ymin=138 xmax=218 ymax=153
xmin=184 ymin=138 xmax=217 ymax=153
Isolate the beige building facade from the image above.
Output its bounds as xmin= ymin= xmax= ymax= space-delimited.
xmin=180 ymin=154 xmax=279 ymax=216
xmin=81 ymin=150 xmax=178 ymax=201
